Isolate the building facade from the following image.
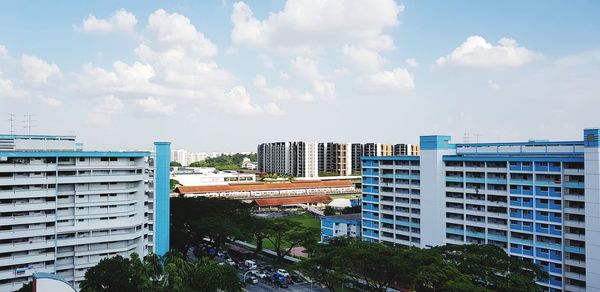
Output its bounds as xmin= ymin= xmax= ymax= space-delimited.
xmin=321 ymin=214 xmax=362 ymax=243
xmin=259 ymin=141 xmax=417 ymax=178
xmin=0 ymin=135 xmax=170 ymax=290
xmin=361 ymin=129 xmax=600 ymax=291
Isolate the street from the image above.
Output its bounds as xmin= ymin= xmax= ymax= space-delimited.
xmin=241 ymin=276 xmax=329 ymax=292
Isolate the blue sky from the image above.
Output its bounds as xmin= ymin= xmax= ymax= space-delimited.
xmin=0 ymin=1 xmax=599 ymax=151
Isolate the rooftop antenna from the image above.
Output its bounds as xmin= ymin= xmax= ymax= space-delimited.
xmin=473 ymin=134 xmax=482 ymax=143
xmin=8 ymin=113 xmax=16 ymax=135
xmin=22 ymin=114 xmax=37 ymax=135
xmin=462 ymin=132 xmax=470 ymax=143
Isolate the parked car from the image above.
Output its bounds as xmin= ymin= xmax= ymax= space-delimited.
xmin=246 ymin=276 xmax=259 ymax=285
xmin=277 ymin=269 xmax=290 ymax=277
xmin=252 ymin=270 xmax=267 ymax=279
xmin=225 ymin=259 xmax=235 ymax=266
xmin=244 ymin=260 xmax=257 ymax=270
xmin=217 ymin=251 xmax=224 ymax=257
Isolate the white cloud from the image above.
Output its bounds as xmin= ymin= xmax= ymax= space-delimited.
xmin=361 ymin=68 xmax=414 ymax=93
xmin=88 ymin=95 xmax=124 ymax=126
xmin=279 ymin=72 xmax=290 ymax=81
xmin=264 ymin=102 xmax=284 ymax=115
xmin=487 ymin=80 xmax=500 ymax=90
xmin=253 ymin=74 xmax=267 ymax=87
xmin=38 ymin=96 xmax=62 ymax=107
xmin=0 ymin=72 xmax=27 ymax=98
xmin=436 ymin=36 xmax=543 ymax=69
xmin=76 ymin=9 xmax=279 ymax=116
xmin=0 ymin=45 xmax=8 ymax=59
xmin=77 ymin=9 xmax=137 ymax=33
xmin=231 ymin=0 xmax=403 ymax=51
xmin=405 ymin=58 xmax=418 ymax=68
xmin=313 ymin=80 xmax=335 ymax=99
xmin=135 ymin=96 xmax=175 ymax=115
xmin=343 ymin=45 xmax=383 ymax=72
xmin=263 ymin=86 xmax=314 ymax=102
xmin=21 ymin=55 xmax=61 ymax=85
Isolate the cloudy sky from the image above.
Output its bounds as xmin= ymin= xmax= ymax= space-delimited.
xmin=0 ymin=1 xmax=599 ymax=152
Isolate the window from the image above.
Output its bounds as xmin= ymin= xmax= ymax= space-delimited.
xmin=79 ymin=158 xmax=85 ymax=162
xmin=129 ymin=158 xmax=135 ymax=161
xmin=100 ymin=157 xmax=109 ymax=162
xmin=541 ymin=223 xmax=548 ymax=228
xmin=540 ymin=199 xmax=548 ymax=204
xmin=524 ymin=222 xmax=531 ymax=227
xmin=523 ymin=186 xmax=531 ymax=190
xmin=541 ymin=187 xmax=548 ymax=191
xmin=110 ymin=157 xmax=118 ymax=161
xmin=541 ymin=211 xmax=548 ymax=216
xmin=523 ymin=210 xmax=532 ymax=215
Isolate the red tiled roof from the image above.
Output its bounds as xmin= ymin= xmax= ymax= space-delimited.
xmin=175 ymin=180 xmax=353 ymax=194
xmin=253 ymin=195 xmax=332 ymax=207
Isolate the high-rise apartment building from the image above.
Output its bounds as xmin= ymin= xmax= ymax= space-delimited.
xmin=361 ymin=129 xmax=599 ymax=291
xmin=259 ymin=141 xmax=417 ymax=177
xmin=0 ymin=134 xmax=170 ymax=290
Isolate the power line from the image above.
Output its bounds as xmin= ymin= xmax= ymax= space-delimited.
xmin=7 ymin=113 xmax=16 ymax=135
xmin=22 ymin=114 xmax=37 ymax=135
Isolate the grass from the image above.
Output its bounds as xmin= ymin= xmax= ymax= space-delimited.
xmin=250 ymin=213 xmax=320 ymax=250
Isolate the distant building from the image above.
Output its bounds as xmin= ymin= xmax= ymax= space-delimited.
xmin=252 ymin=195 xmax=333 ymax=211
xmin=171 ymin=167 xmax=256 ymax=186
xmin=362 ymin=128 xmax=600 ymax=291
xmin=258 ymin=141 xmax=418 ymax=177
xmin=321 ymin=214 xmax=362 ymax=243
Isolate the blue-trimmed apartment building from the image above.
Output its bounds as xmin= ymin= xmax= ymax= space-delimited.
xmin=320 ymin=213 xmax=361 ymax=243
xmin=0 ymin=135 xmax=170 ymax=291
xmin=362 ymin=128 xmax=600 ymax=292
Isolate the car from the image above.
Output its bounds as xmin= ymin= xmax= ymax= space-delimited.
xmin=291 ymin=275 xmax=303 ymax=283
xmin=246 ymin=276 xmax=259 ymax=284
xmin=276 ymin=269 xmax=290 ymax=277
xmin=225 ymin=259 xmax=235 ymax=266
xmin=217 ymin=251 xmax=224 ymax=257
xmin=252 ymin=270 xmax=267 ymax=279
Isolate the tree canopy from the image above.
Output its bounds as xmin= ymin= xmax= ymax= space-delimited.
xmin=298 ymin=238 xmax=547 ymax=292
xmin=170 ymin=161 xmax=182 ymax=167
xmin=80 ymin=251 xmax=242 ymax=292
xmin=188 ymin=153 xmax=256 ymax=170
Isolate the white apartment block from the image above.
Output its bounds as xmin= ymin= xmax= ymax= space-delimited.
xmin=0 ymin=134 xmax=170 ymax=291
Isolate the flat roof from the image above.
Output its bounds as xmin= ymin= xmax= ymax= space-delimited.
xmin=0 ymin=151 xmax=151 ymax=158
xmin=253 ymin=195 xmax=332 ymax=207
xmin=0 ymin=134 xmax=76 ymax=140
xmin=322 ymin=213 xmax=361 ymax=221
xmin=175 ymin=180 xmax=354 ymax=194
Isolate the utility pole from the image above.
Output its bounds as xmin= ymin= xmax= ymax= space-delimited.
xmin=462 ymin=133 xmax=470 ymax=143
xmin=23 ymin=114 xmax=37 ymax=135
xmin=8 ymin=113 xmax=16 ymax=134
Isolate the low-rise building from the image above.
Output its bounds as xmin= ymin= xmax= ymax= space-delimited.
xmin=321 ymin=214 xmax=362 ymax=243
xmin=174 ymin=180 xmax=355 ymax=199
xmin=171 ymin=167 xmax=256 ymax=186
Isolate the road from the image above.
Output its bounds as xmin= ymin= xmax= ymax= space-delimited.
xmin=242 ymin=278 xmax=329 ymax=292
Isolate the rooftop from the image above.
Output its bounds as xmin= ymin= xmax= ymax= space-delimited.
xmin=253 ymin=195 xmax=332 ymax=207
xmin=322 ymin=213 xmax=361 ymax=221
xmin=175 ymin=180 xmax=353 ymax=194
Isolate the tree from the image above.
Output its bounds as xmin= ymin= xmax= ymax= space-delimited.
xmin=189 ymin=261 xmax=243 ymax=292
xmin=170 ymin=179 xmax=180 ymax=192
xmin=341 ymin=205 xmax=361 ymax=214
xmin=170 ymin=161 xmax=182 ymax=167
xmin=80 ymin=255 xmax=138 ymax=292
xmin=16 ymin=282 xmax=32 ymax=292
xmin=264 ymin=219 xmax=319 ymax=261
xmin=323 ymin=205 xmax=336 ymax=216
xmin=170 ymin=197 xmax=254 ymax=253
xmin=435 ymin=244 xmax=547 ymax=292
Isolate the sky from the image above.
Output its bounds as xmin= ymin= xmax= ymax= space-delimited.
xmin=0 ymin=1 xmax=599 ymax=152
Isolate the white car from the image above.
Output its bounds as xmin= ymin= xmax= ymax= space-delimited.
xmin=225 ymin=259 xmax=235 ymax=266
xmin=277 ymin=269 xmax=290 ymax=277
xmin=253 ymin=270 xmax=267 ymax=279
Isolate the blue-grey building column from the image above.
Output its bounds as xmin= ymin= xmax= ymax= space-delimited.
xmin=154 ymin=142 xmax=171 ymax=257
xmin=584 ymin=128 xmax=600 ymax=290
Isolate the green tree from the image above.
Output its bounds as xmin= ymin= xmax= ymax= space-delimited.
xmin=170 ymin=179 xmax=180 ymax=192
xmin=16 ymin=282 xmax=32 ymax=292
xmin=170 ymin=161 xmax=182 ymax=167
xmin=434 ymin=244 xmax=547 ymax=292
xmin=189 ymin=261 xmax=243 ymax=292
xmin=80 ymin=255 xmax=137 ymax=292
xmin=323 ymin=205 xmax=336 ymax=216
xmin=170 ymin=197 xmax=254 ymax=252
xmin=264 ymin=219 xmax=319 ymax=261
